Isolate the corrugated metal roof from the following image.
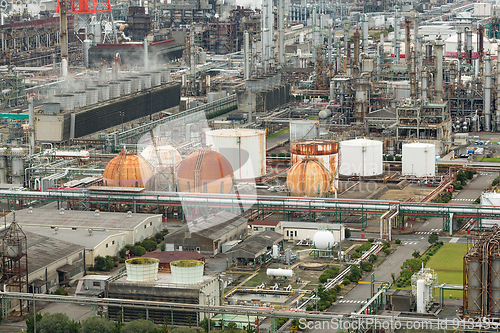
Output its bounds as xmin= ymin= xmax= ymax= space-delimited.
xmin=10 ymin=210 xmax=161 ymax=230
xmin=226 ymin=230 xmax=283 ymax=256
xmin=281 ymin=222 xmax=342 ymax=230
xmin=168 ymin=212 xmax=247 ymax=241
xmin=248 ymin=220 xmax=280 ymax=226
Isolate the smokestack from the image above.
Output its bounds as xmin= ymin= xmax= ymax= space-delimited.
xmin=478 ymin=25 xmax=485 ymax=76
xmin=394 ymin=10 xmax=400 ymax=64
xmin=60 ymin=0 xmax=68 ymax=76
xmin=144 ymin=37 xmax=149 ymax=70
xmin=496 ymin=48 xmax=500 ymax=130
xmin=28 ymin=99 xmax=34 ymax=157
xmin=244 ymin=31 xmax=250 ymax=80
xmin=312 ymin=6 xmax=318 ymax=62
xmin=327 ymin=26 xmax=332 ymax=65
xmin=405 ymin=17 xmax=411 ymax=65
xmin=434 ymin=39 xmax=444 ymax=102
xmin=421 ymin=68 xmax=428 ymax=103
xmin=362 ymin=15 xmax=368 ymax=52
xmin=261 ymin=0 xmax=272 ymax=73
xmin=278 ymin=0 xmax=285 ymax=65
xmin=484 ymin=54 xmax=492 ymax=131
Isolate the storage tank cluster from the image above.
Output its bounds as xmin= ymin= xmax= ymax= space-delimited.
xmin=170 ymin=260 xmax=205 ymax=284
xmin=205 ymin=129 xmax=266 ymax=180
xmin=46 ymin=68 xmax=171 ymax=112
xmin=402 ymin=143 xmax=436 ymax=177
xmin=339 ymin=138 xmax=383 ymax=177
xmin=102 ymin=149 xmax=153 ymax=188
xmin=286 ymin=157 xmax=332 ymax=197
xmin=125 ymin=257 xmax=159 ymax=282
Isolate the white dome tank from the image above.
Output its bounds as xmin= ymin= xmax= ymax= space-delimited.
xmin=125 ymin=257 xmax=159 ymax=282
xmin=170 ymin=260 xmax=204 ymax=284
xmin=205 ymin=129 xmax=266 ymax=180
xmin=402 ymin=143 xmax=436 ymax=177
xmin=313 ymin=230 xmax=335 ymax=250
xmin=339 ymin=139 xmax=383 ymax=177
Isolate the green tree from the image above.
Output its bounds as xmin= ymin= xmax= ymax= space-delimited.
xmin=38 ymin=313 xmax=72 ymax=333
xmin=141 ymin=239 xmax=157 ymax=252
xmin=224 ymin=322 xmax=238 ymax=333
xmin=412 ymin=250 xmax=420 ymax=258
xmin=121 ymin=319 xmax=157 ymax=333
xmin=369 ymin=254 xmax=377 ymax=263
xmin=428 ymin=232 xmax=439 ymax=244
xmin=199 ymin=318 xmax=215 ymax=333
xmin=26 ymin=313 xmax=43 ymax=333
xmin=133 ymin=246 xmax=146 ymax=257
xmin=395 ymin=239 xmax=401 ymax=244
xmin=391 ymin=272 xmax=396 ymax=284
xmin=457 ymin=170 xmax=467 ymax=182
xmin=344 ymin=228 xmax=351 ymax=239
xmin=80 ymin=316 xmax=115 ymax=333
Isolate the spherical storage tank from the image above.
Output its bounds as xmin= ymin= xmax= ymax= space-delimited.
xmin=140 ymin=145 xmax=182 ymax=171
xmin=291 ymin=139 xmax=339 ymax=190
xmin=177 ymin=146 xmax=234 ymax=194
xmin=205 ymin=129 xmax=266 ymax=180
xmin=103 ymin=149 xmax=153 ymax=188
xmin=125 ymin=257 xmax=159 ymax=282
xmin=286 ymin=158 xmax=331 ymax=197
xmin=313 ymin=230 xmax=335 ymax=250
xmin=339 ymin=139 xmax=383 ymax=177
xmin=402 ymin=143 xmax=435 ymax=177
xmin=170 ymin=260 xmax=204 ymax=284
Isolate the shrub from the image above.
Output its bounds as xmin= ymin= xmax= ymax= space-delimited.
xmin=383 ymin=248 xmax=391 ymax=255
xmin=319 ymin=267 xmax=340 ymax=283
xmin=361 ymin=262 xmax=373 ymax=272
xmin=493 ymin=177 xmax=500 ymax=187
xmin=412 ymin=250 xmax=420 ymax=258
xmin=386 ymin=155 xmax=394 ymax=161
xmin=369 ymin=254 xmax=377 ymax=263
xmin=134 ymin=246 xmax=146 ymax=257
xmin=54 ymin=288 xmax=68 ymax=296
xmin=334 ymin=285 xmax=341 ymax=293
xmin=278 ymin=153 xmax=286 ymax=157
xmin=367 ymin=238 xmax=374 ymax=243
xmin=342 ymin=278 xmax=351 ymax=285
xmin=306 ymin=305 xmax=313 ymax=311
xmin=395 ymin=155 xmax=402 ymax=161
xmin=395 ymin=239 xmax=401 ymax=244
xmin=141 ymin=239 xmax=157 ymax=252
xmin=345 ymin=228 xmax=351 ymax=239
xmin=383 ymin=241 xmax=391 ymax=249
xmin=350 ymin=252 xmax=360 ymax=259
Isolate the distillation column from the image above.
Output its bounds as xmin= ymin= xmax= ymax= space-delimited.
xmin=484 ymin=54 xmax=492 ymax=131
xmin=278 ymin=0 xmax=285 ymax=65
xmin=362 ymin=15 xmax=368 ymax=52
xmin=60 ymin=0 xmax=68 ymax=76
xmin=496 ymin=48 xmax=500 ymax=129
xmin=394 ymin=10 xmax=400 ymax=64
xmin=421 ymin=68 xmax=428 ymax=104
xmin=405 ymin=17 xmax=411 ymax=65
xmin=434 ymin=39 xmax=444 ymax=102
xmin=244 ymin=31 xmax=250 ymax=80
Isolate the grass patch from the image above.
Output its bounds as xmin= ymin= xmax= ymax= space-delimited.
xmin=479 ymin=157 xmax=500 ymax=163
xmin=245 ymin=270 xmax=268 ymax=286
xmin=307 ymin=116 xmax=318 ymax=120
xmin=267 ymin=127 xmax=289 ymax=140
xmin=426 ymin=243 xmax=469 ymax=298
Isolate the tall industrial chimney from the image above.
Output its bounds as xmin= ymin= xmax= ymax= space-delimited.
xmin=362 ymin=15 xmax=368 ymax=52
xmin=394 ymin=10 xmax=400 ymax=64
xmin=405 ymin=17 xmax=411 ymax=65
xmin=278 ymin=0 xmax=285 ymax=65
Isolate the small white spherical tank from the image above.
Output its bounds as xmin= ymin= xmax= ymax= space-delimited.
xmin=313 ymin=230 xmax=335 ymax=250
xmin=402 ymin=143 xmax=436 ymax=177
xmin=125 ymin=258 xmax=159 ymax=282
xmin=339 ymin=139 xmax=383 ymax=177
xmin=205 ymin=129 xmax=266 ymax=180
xmin=170 ymin=260 xmax=204 ymax=284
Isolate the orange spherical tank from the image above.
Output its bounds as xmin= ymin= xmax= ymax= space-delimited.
xmin=286 ymin=158 xmax=331 ymax=197
xmin=103 ymin=150 xmax=153 ymax=188
xmin=177 ymin=147 xmax=234 ymax=194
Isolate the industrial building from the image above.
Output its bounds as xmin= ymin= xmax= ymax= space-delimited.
xmin=226 ymin=230 xmax=283 ymax=266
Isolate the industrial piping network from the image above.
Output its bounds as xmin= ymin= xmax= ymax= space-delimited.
xmin=3 ymin=190 xmax=500 ymax=222
xmin=2 ymin=289 xmax=500 ymax=330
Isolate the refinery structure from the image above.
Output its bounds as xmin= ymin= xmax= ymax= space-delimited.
xmin=4 ymin=0 xmax=500 ymax=330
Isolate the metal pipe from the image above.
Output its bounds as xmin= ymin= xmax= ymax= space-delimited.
xmin=244 ymin=31 xmax=250 ymax=80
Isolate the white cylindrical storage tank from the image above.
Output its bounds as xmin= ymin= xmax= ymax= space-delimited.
xmin=0 ymin=148 xmax=7 ymax=183
xmin=339 ymin=138 xmax=383 ymax=177
xmin=118 ymin=79 xmax=132 ymax=95
xmin=266 ymin=268 xmax=294 ymax=277
xmin=313 ymin=230 xmax=335 ymax=250
xmin=139 ymin=74 xmax=152 ymax=89
xmin=272 ymin=244 xmax=279 ymax=259
xmin=290 ymin=120 xmax=319 ymax=142
xmin=416 ymin=279 xmax=426 ymax=313
xmin=85 ymin=88 xmax=98 ymax=105
xmin=97 ymin=84 xmax=110 ymax=101
xmin=109 ymin=81 xmax=121 ymax=98
xmin=318 ymin=108 xmax=332 ymax=119
xmin=205 ymin=129 xmax=266 ymax=180
xmin=73 ymin=91 xmax=87 ymax=108
xmin=125 ymin=258 xmax=159 ymax=282
xmin=402 ymin=143 xmax=436 ymax=177
xmin=170 ymin=260 xmax=204 ymax=284
xmin=11 ymin=148 xmax=25 ymax=185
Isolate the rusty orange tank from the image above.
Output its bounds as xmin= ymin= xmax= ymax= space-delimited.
xmin=103 ymin=149 xmax=153 ymax=188
xmin=177 ymin=147 xmax=234 ymax=194
xmin=286 ymin=158 xmax=331 ymax=197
